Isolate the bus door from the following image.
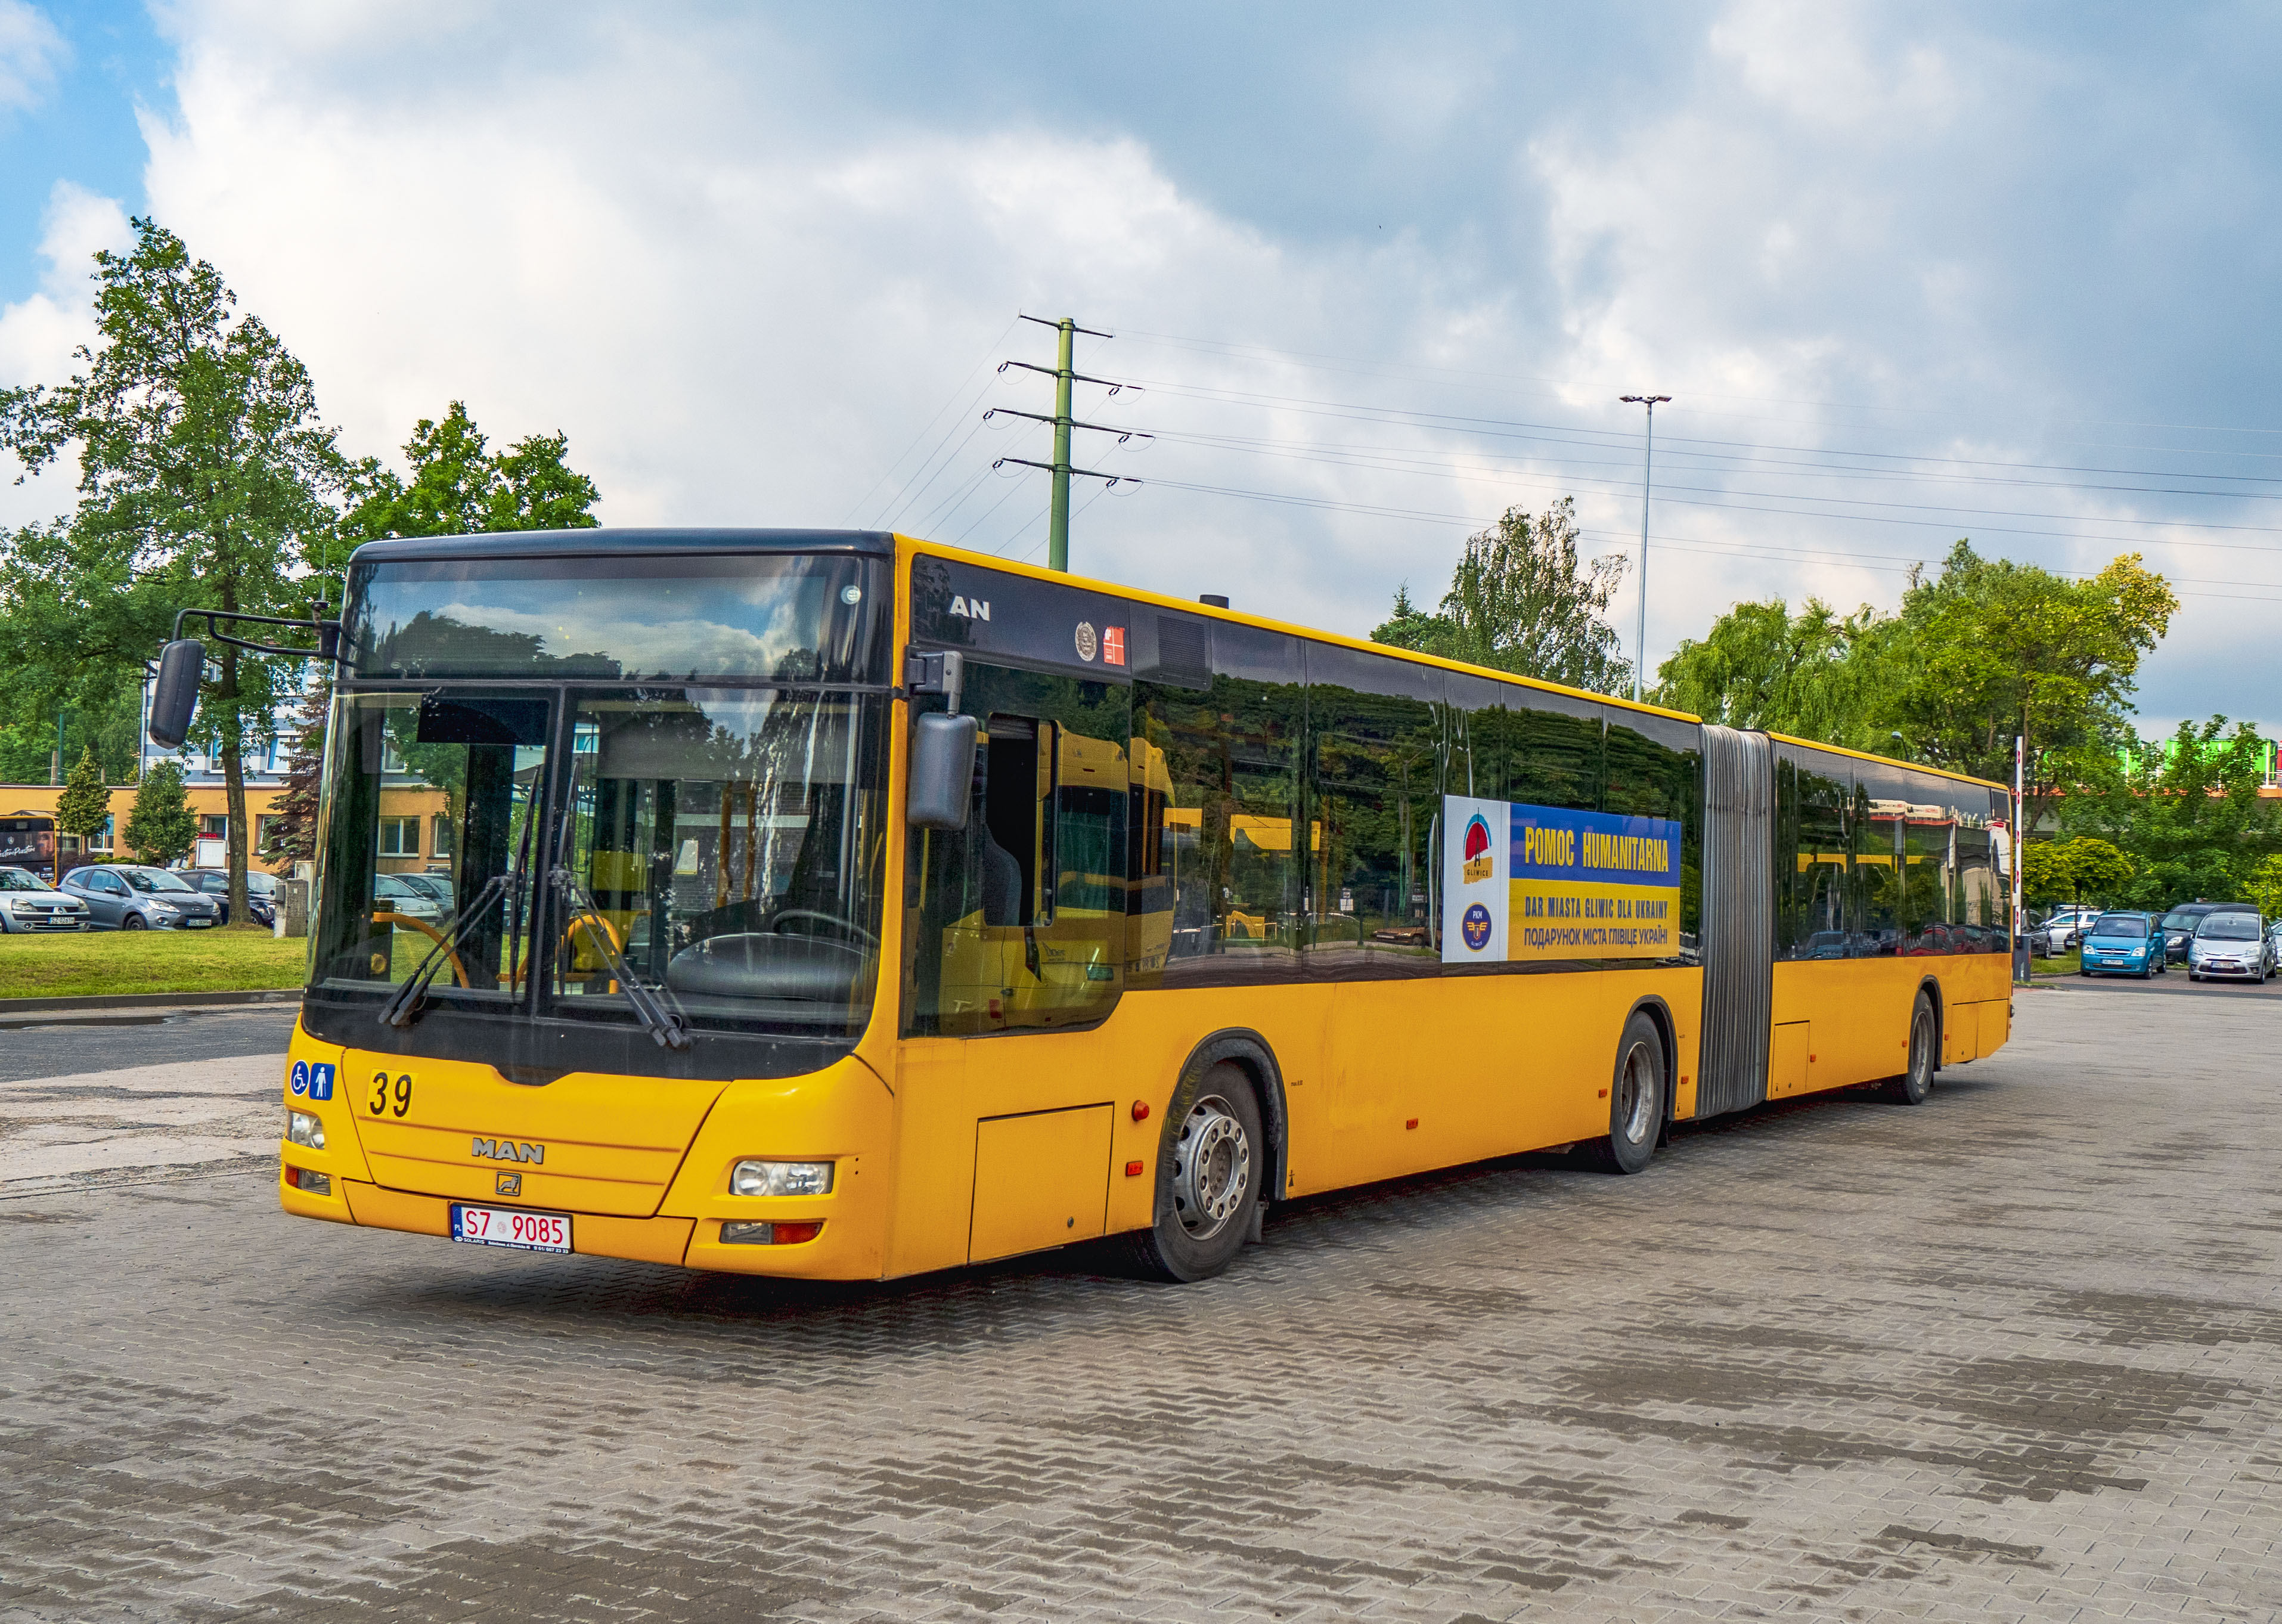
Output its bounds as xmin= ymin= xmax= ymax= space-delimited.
xmin=904 ymin=663 xmax=1130 ymax=1036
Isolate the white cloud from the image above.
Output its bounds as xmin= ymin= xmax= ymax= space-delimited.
xmin=33 ymin=0 xmax=2275 ymax=735
xmin=0 ymin=180 xmax=134 ymax=525
xmin=0 ymin=0 xmax=64 ymax=114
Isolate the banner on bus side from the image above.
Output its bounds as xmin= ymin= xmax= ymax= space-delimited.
xmin=1442 ymin=797 xmax=1683 ymax=965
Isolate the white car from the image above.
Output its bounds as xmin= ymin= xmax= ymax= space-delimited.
xmin=0 ymin=864 xmax=90 ymax=931
xmin=2188 ymin=912 xmax=2274 ymax=983
xmin=2041 ymin=907 xmax=2101 ymax=953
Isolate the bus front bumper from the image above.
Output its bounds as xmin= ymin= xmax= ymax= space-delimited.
xmin=280 ymin=1165 xmax=878 ymax=1278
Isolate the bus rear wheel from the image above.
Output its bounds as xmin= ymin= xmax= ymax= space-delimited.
xmin=1583 ymin=1012 xmax=1664 ymax=1174
xmin=1882 ymin=992 xmax=1937 ymax=1105
xmin=1127 ymin=1061 xmax=1263 ymax=1283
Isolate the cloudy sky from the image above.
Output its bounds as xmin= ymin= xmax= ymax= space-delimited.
xmin=3 ymin=1 xmax=2280 ymax=730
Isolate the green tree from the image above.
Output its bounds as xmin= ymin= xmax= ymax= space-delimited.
xmin=2061 ymin=718 xmax=2281 ymax=907
xmin=2059 ymin=837 xmax=2135 ymax=908
xmin=2246 ymin=853 xmax=2282 ymax=919
xmin=2022 ymin=836 xmax=2135 ymax=910
xmin=2020 ymin=838 xmax=2073 ymax=907
xmin=54 ymin=745 xmax=111 ymax=843
xmin=263 ymin=675 xmax=328 ymax=864
xmin=0 ymin=218 xmax=346 ymax=929
xmin=1649 ymin=541 xmax=2175 ymax=836
xmin=1651 ymin=596 xmax=1889 ymax=745
xmin=1889 ymin=543 xmax=2175 ymax=828
xmin=123 ymin=758 xmax=196 ymax=866
xmin=342 ymin=401 xmax=600 ymax=551
xmin=1371 ymin=498 xmax=1631 ymax=693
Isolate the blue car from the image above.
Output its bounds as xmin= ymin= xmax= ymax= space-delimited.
xmin=2078 ymin=910 xmax=2165 ymax=978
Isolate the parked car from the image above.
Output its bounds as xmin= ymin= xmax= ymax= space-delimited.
xmin=2187 ymin=911 xmax=2273 ymax=983
xmin=2159 ymin=901 xmax=2258 ymax=963
xmin=61 ymin=864 xmax=223 ymax=930
xmin=0 ymin=863 xmax=91 ymax=932
xmin=2040 ymin=906 xmax=2102 ymax=953
xmin=184 ymin=868 xmax=279 ymax=928
xmin=374 ymin=873 xmax=445 ymax=925
xmin=393 ymin=872 xmax=455 ymax=910
xmin=2078 ymin=911 xmax=2165 ymax=978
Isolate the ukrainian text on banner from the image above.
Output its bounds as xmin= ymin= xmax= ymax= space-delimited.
xmin=1509 ymin=802 xmax=1683 ymax=961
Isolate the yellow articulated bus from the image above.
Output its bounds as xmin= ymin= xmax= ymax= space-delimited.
xmin=264 ymin=528 xmax=2013 ymax=1283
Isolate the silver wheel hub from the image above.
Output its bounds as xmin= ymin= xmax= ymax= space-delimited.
xmin=1172 ymin=1095 xmax=1251 ymax=1239
xmin=1616 ymin=1042 xmax=1657 ymax=1145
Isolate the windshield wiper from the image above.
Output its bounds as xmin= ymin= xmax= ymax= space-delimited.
xmin=548 ymin=866 xmax=691 ymax=1050
xmin=379 ymin=799 xmax=539 ymax=1031
xmin=378 ymin=871 xmax=519 ymax=1030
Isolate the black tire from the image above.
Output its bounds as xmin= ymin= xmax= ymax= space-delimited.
xmin=1126 ymin=1061 xmax=1264 ymax=1283
xmin=1882 ymin=991 xmax=1937 ymax=1104
xmin=1583 ymin=1011 xmax=1664 ymax=1174
xmin=122 ymin=913 xmax=147 ymax=931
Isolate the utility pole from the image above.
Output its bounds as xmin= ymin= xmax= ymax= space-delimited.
xmin=1049 ymin=320 xmax=1074 ymax=572
xmin=1619 ymin=393 xmax=1670 ymax=703
xmin=993 ymin=315 xmax=1148 ymax=572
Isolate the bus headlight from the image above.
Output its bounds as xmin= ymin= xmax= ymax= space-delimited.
xmin=731 ymin=1159 xmax=833 ymax=1197
xmin=287 ymin=1109 xmax=325 ymax=1149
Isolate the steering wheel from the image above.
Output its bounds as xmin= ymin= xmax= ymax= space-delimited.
xmin=374 ymin=910 xmax=471 ymax=988
xmin=767 ymin=908 xmax=878 ymax=948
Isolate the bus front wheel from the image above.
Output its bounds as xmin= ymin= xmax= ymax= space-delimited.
xmin=1128 ymin=1061 xmax=1263 ymax=1284
xmin=1583 ymin=1012 xmax=1664 ymax=1174
xmin=1882 ymin=992 xmax=1937 ymax=1105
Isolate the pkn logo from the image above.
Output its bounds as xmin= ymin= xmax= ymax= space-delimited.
xmin=1461 ymin=902 xmax=1494 ymax=952
xmin=1461 ymin=813 xmax=1495 ymax=885
xmin=950 ymin=595 xmax=990 ymax=621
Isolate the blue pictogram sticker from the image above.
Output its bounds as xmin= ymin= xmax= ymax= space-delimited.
xmin=1461 ymin=902 xmax=1493 ymax=952
xmin=307 ymin=1063 xmax=336 ymax=1102
xmin=290 ymin=1060 xmax=308 ymax=1096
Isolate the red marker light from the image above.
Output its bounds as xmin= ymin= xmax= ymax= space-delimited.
xmin=1131 ymin=1101 xmax=1150 ymax=1122
xmin=1404 ymin=1117 xmax=1419 ymax=1130
xmin=1124 ymin=1160 xmax=1144 ymax=1177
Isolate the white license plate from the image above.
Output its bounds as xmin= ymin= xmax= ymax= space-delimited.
xmin=450 ymin=1204 xmax=572 ymax=1253
xmin=184 ymin=918 xmax=214 ymax=929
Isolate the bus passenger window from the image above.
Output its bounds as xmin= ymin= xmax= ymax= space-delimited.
xmin=903 ymin=665 xmax=1130 ymax=1037
xmin=981 ymin=717 xmax=1045 ymax=927
xmin=1130 ymin=618 xmax=1303 ymax=990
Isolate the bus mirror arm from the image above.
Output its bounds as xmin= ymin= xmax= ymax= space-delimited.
xmin=150 ymin=604 xmax=348 ymax=751
xmin=904 ymin=648 xmax=963 ymax=714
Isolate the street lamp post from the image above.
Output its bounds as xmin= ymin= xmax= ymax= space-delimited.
xmin=1618 ymin=394 xmax=1670 ymax=704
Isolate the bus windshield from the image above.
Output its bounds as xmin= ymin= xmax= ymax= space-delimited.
xmin=311 ymin=552 xmax=890 ymax=1047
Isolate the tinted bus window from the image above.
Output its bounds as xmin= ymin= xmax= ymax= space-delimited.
xmin=1602 ymin=706 xmax=1702 ymax=948
xmin=1303 ymin=643 xmax=1441 ymax=977
xmin=1502 ymin=684 xmax=1601 ymax=812
xmin=1776 ymin=743 xmax=1852 ymax=960
xmin=904 ymin=665 xmax=1131 ymax=1036
xmin=1131 ymin=618 xmax=1304 ymax=988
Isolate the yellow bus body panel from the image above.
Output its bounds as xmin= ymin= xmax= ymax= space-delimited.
xmin=1769 ymin=954 xmax=2013 ymax=1096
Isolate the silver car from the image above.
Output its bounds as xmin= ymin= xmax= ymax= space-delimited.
xmin=0 ymin=864 xmax=90 ymax=932
xmin=61 ymin=864 xmax=224 ymax=931
xmin=374 ymin=873 xmax=445 ymax=924
xmin=2187 ymin=911 xmax=2273 ymax=983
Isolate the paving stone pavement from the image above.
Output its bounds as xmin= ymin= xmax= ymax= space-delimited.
xmin=3 ymin=987 xmax=2278 ymax=1622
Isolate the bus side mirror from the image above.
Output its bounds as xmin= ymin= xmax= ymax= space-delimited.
xmin=148 ymin=639 xmax=205 ymax=749
xmin=907 ymin=711 xmax=978 ymax=830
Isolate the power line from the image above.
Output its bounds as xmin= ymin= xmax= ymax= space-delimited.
xmin=845 ymin=318 xmax=1018 ymax=527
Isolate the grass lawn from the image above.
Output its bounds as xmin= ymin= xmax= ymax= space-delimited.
xmin=0 ymin=927 xmax=305 ymax=1001
xmin=2030 ymin=948 xmax=2081 ymax=977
